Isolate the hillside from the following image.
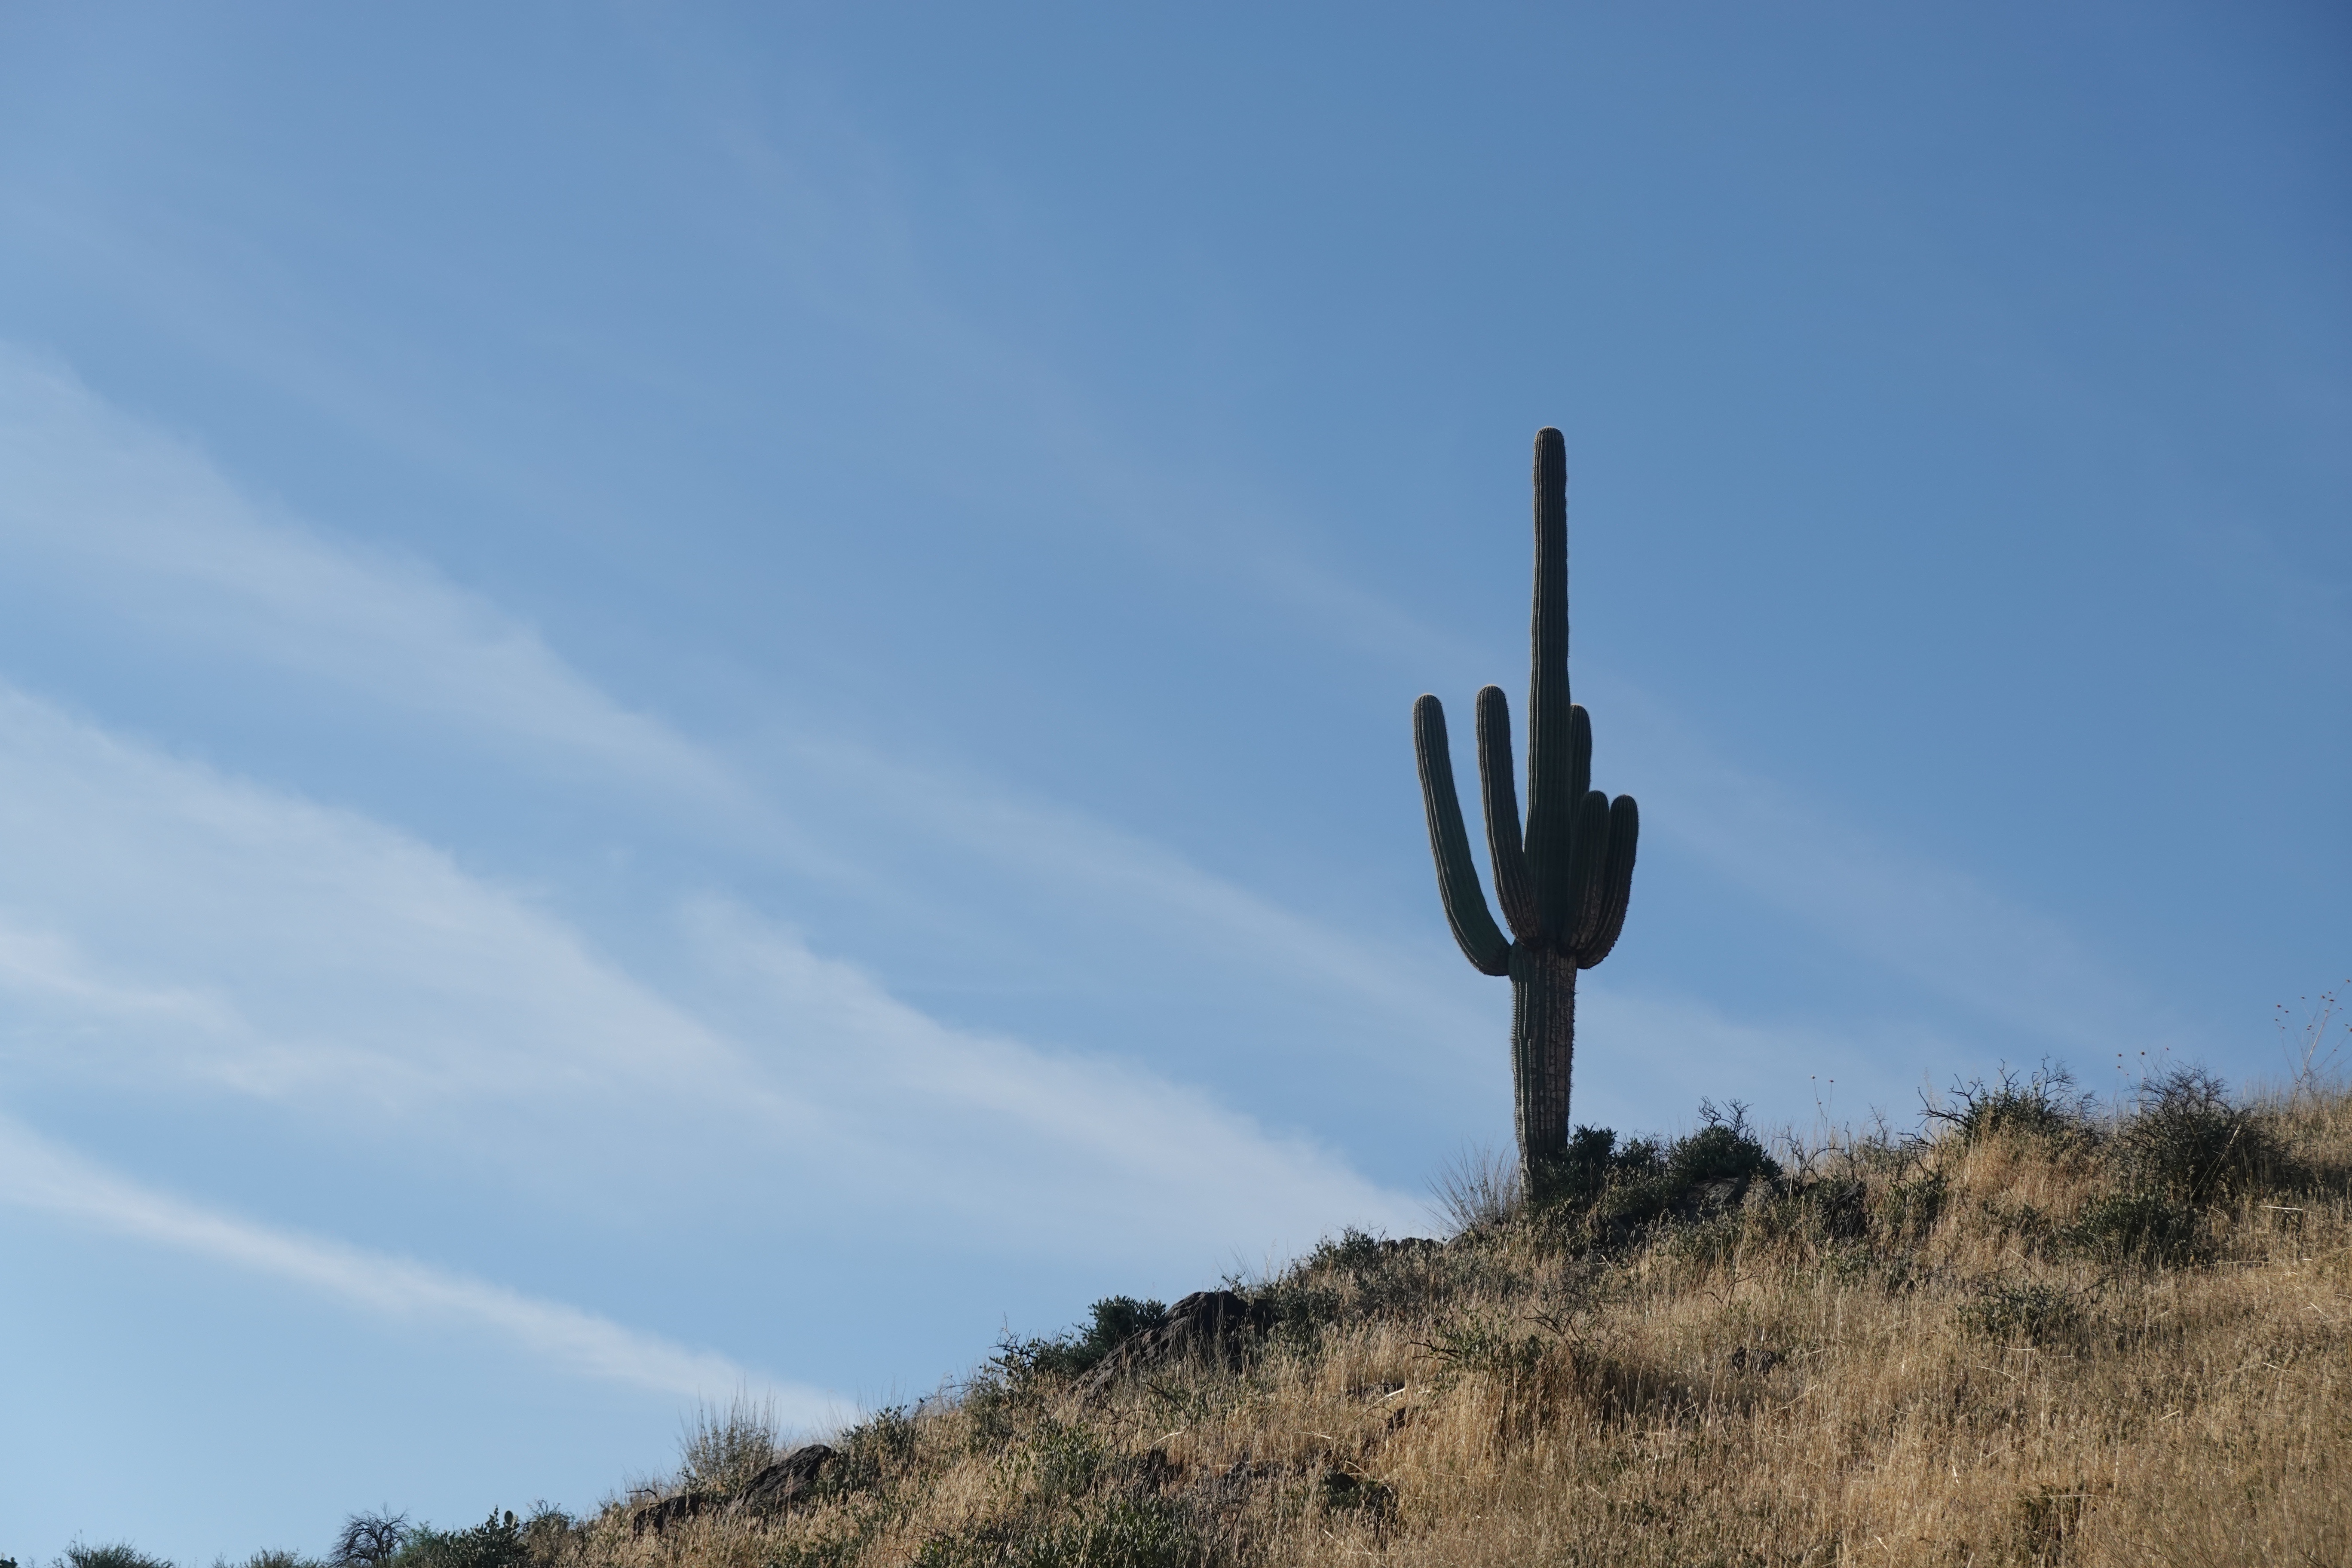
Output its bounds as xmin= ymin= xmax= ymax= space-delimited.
xmin=74 ymin=1068 xmax=2352 ymax=1568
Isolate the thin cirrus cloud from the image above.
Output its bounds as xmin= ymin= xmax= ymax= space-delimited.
xmin=775 ymin=734 xmax=1490 ymax=1044
xmin=0 ymin=345 xmax=744 ymax=812
xmin=0 ymin=346 xmax=1444 ymax=1266
xmin=0 ymin=1111 xmax=840 ymax=1417
xmin=0 ymin=357 xmax=1447 ymax=1278
xmin=0 ymin=673 xmax=1422 ymax=1264
xmin=0 ymin=677 xmax=784 ymax=1121
xmin=0 ymin=343 xmax=1485 ymax=1047
xmin=677 ymin=897 xmax=1427 ymax=1251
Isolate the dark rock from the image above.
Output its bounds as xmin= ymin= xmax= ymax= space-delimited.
xmin=1164 ymin=1289 xmax=1271 ymax=1353
xmin=628 ymin=1491 xmax=711 ymax=1535
xmin=1078 ymin=1289 xmax=1272 ymax=1398
xmin=740 ymin=1443 xmax=838 ymax=1511
xmin=629 ymin=1444 xmax=839 ymax=1534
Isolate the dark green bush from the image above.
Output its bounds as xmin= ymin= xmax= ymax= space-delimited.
xmin=1669 ymin=1102 xmax=1782 ymax=1191
xmin=1876 ymin=1171 xmax=1948 ymax=1241
xmin=1960 ymin=1282 xmax=2083 ymax=1344
xmin=63 ymin=1547 xmax=172 ymax=1568
xmin=993 ymin=1295 xmax=1172 ymax=1383
xmin=1280 ymin=1228 xmax=1458 ymax=1327
xmin=834 ymin=1404 xmax=922 ymax=1494
xmin=1419 ymin=1315 xmax=1552 ymax=1381
xmin=2119 ymin=1067 xmax=2281 ymax=1200
xmin=385 ymin=1508 xmax=564 ymax=1568
xmin=1251 ymin=1274 xmax=1344 ymax=1351
xmin=2065 ymin=1190 xmax=2203 ymax=1266
xmin=386 ymin=1514 xmax=521 ymax=1568
xmin=1926 ymin=1062 xmax=2095 ymax=1145
xmin=1566 ymin=1102 xmax=1782 ymax=1231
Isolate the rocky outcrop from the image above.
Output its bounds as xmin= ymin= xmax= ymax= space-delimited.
xmin=741 ymin=1443 xmax=837 ymax=1510
xmin=628 ymin=1491 xmax=710 ymax=1535
xmin=1079 ymin=1289 xmax=1271 ymax=1399
xmin=628 ymin=1444 xmax=840 ymax=1534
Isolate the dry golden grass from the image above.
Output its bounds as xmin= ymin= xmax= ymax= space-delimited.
xmin=542 ymin=1081 xmax=2352 ymax=1568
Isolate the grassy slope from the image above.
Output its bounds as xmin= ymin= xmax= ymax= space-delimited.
xmin=245 ymin=1075 xmax=2352 ymax=1568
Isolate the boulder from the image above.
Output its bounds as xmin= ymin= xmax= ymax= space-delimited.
xmin=628 ymin=1491 xmax=710 ymax=1535
xmin=740 ymin=1444 xmax=839 ymax=1511
xmin=1079 ymin=1289 xmax=1271 ymax=1398
xmin=628 ymin=1444 xmax=839 ymax=1534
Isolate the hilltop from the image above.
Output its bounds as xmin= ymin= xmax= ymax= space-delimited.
xmin=64 ymin=1066 xmax=2352 ymax=1567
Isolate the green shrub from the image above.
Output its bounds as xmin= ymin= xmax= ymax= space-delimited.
xmin=63 ymin=1547 xmax=172 ymax=1568
xmin=1418 ymin=1314 xmax=1551 ymax=1382
xmin=1926 ymin=1062 xmax=2095 ymax=1145
xmin=2065 ymin=1190 xmax=2202 ymax=1266
xmin=1876 ymin=1171 xmax=1947 ymax=1242
xmin=834 ymin=1403 xmax=922 ymax=1494
xmin=1960 ymin=1282 xmax=2083 ymax=1344
xmin=1570 ymin=1102 xmax=1782 ymax=1231
xmin=2119 ymin=1066 xmax=2281 ymax=1200
xmin=386 ymin=1512 xmax=530 ymax=1568
xmin=1671 ymin=1102 xmax=1782 ymax=1190
xmin=993 ymin=1295 xmax=1172 ymax=1383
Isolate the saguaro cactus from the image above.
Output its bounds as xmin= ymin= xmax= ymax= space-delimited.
xmin=1413 ymin=428 xmax=1638 ymax=1201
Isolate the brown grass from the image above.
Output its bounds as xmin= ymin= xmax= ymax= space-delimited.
xmin=532 ymin=1081 xmax=2352 ymax=1568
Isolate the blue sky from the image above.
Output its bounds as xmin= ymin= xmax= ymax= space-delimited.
xmin=0 ymin=3 xmax=2345 ymax=1557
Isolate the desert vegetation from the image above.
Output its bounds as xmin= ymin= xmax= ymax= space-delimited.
xmin=64 ymin=1041 xmax=2346 ymax=1568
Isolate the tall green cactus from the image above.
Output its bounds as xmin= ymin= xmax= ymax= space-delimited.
xmin=1413 ymin=428 xmax=1638 ymax=1201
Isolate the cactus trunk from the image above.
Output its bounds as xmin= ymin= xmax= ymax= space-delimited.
xmin=1510 ymin=943 xmax=1577 ymax=1198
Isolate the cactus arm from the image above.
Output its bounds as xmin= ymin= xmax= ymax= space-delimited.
xmin=1523 ymin=429 xmax=1576 ymax=941
xmin=1569 ymin=702 xmax=1592 ymax=801
xmin=1562 ymin=788 xmax=1614 ymax=953
xmin=1413 ymin=694 xmax=1513 ymax=976
xmin=1576 ymin=795 xmax=1640 ymax=968
xmin=1474 ymin=685 xmax=1540 ymax=942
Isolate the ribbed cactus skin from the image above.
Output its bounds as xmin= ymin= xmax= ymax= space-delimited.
xmin=1412 ymin=427 xmax=1640 ymax=1200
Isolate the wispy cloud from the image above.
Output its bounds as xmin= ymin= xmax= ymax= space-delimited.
xmin=0 ymin=346 xmax=744 ymax=810
xmin=777 ymin=735 xmax=1488 ymax=1046
xmin=0 ymin=342 xmax=1481 ymax=1055
xmin=0 ymin=673 xmax=1421 ymax=1271
xmin=681 ymin=898 xmax=1428 ymax=1252
xmin=0 ymin=678 xmax=787 ymax=1118
xmin=0 ymin=1112 xmax=842 ymax=1415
